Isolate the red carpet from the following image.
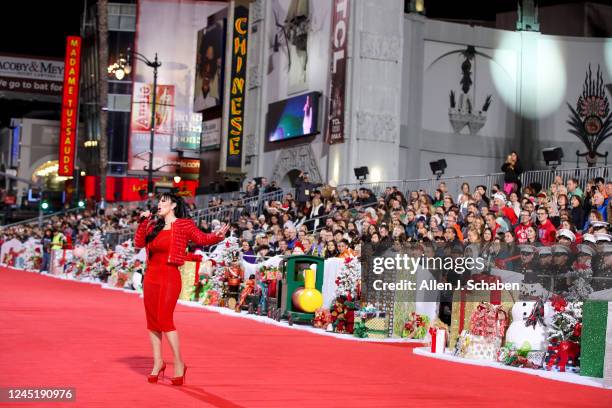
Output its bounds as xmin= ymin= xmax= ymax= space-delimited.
xmin=0 ymin=266 xmax=610 ymax=408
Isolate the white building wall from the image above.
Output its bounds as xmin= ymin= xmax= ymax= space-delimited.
xmin=242 ymin=2 xmax=612 ymax=185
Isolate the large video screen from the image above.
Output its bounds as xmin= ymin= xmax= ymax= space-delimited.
xmin=266 ymin=92 xmax=320 ymax=142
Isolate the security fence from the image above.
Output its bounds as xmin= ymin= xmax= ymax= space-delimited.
xmin=339 ymin=165 xmax=612 ymax=199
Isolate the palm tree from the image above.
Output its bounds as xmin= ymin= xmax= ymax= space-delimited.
xmin=97 ymin=0 xmax=109 ymax=203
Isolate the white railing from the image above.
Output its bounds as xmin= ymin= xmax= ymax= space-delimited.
xmin=339 ymin=165 xmax=612 ymax=198
xmin=338 ymin=173 xmax=505 ymax=199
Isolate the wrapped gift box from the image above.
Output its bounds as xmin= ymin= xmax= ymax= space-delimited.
xmin=526 ymin=351 xmax=547 ymax=368
xmin=365 ymin=315 xmax=388 ymax=339
xmin=179 ymin=261 xmax=201 ymax=301
xmin=580 ymin=300 xmax=612 ymax=379
xmin=50 ymin=249 xmax=73 ymax=275
xmin=450 ymin=287 xmax=515 ymax=349
xmin=354 ymin=310 xmax=388 ymax=339
xmin=456 ymin=331 xmax=502 ymax=361
xmin=429 ymin=327 xmax=447 ymax=354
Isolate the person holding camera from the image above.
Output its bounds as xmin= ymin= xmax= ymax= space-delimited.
xmin=295 ymin=171 xmax=320 ymax=204
xmin=501 ymin=151 xmax=523 ymax=195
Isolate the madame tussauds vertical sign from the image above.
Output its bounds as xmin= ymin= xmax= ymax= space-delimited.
xmin=325 ymin=0 xmax=349 ymax=145
xmin=58 ymin=36 xmax=82 ymax=176
xmin=225 ymin=4 xmax=248 ymax=170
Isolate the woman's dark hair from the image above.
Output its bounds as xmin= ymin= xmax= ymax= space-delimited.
xmin=145 ymin=193 xmax=190 ymax=244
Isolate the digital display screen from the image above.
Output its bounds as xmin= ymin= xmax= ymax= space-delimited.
xmin=266 ymin=92 xmax=320 ymax=142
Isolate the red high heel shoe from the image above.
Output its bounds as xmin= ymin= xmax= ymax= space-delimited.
xmin=171 ymin=365 xmax=187 ymax=386
xmin=147 ymin=362 xmax=166 ymax=383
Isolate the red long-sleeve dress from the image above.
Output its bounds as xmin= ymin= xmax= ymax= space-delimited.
xmin=136 ymin=218 xmax=224 ymax=332
xmin=144 ymin=229 xmax=180 ymax=332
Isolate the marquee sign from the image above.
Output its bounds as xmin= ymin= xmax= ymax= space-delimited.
xmin=225 ymin=3 xmax=249 ymax=170
xmin=325 ymin=0 xmax=349 ymax=145
xmin=58 ymin=36 xmax=82 ymax=176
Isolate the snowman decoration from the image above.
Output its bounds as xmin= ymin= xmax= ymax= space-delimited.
xmin=505 ymin=300 xmax=554 ymax=351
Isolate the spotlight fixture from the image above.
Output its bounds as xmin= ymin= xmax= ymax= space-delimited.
xmin=429 ymin=159 xmax=447 ymax=179
xmin=542 ymin=147 xmax=563 ymax=170
xmin=353 ymin=166 xmax=369 ymax=184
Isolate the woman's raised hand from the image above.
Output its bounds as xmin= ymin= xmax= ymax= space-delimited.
xmin=215 ymin=224 xmax=230 ymax=238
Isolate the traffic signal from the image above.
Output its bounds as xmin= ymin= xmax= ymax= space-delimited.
xmin=77 ymin=200 xmax=85 ymax=208
xmin=40 ymin=200 xmax=49 ymax=210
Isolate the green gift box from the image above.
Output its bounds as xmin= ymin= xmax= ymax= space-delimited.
xmin=365 ymin=315 xmax=388 ymax=339
xmin=580 ymin=300 xmax=612 ymax=380
xmin=354 ymin=311 xmax=388 ymax=339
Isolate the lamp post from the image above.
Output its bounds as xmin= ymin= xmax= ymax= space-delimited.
xmin=110 ymin=49 xmax=161 ymax=195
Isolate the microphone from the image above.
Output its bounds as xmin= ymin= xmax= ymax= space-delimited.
xmin=140 ymin=207 xmax=158 ymax=222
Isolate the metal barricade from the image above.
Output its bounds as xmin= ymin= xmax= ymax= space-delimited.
xmin=0 ymin=207 xmax=86 ymax=230
xmin=339 ymin=174 xmax=505 ymax=200
xmin=191 ymin=189 xmax=289 ymax=226
xmin=338 ymin=165 xmax=612 ymax=200
xmin=102 ymin=229 xmax=135 ymax=249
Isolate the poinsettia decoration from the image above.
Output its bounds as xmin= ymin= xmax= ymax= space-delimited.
xmin=402 ymin=312 xmax=430 ymax=339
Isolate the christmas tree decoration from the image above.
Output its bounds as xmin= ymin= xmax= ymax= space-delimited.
xmin=334 ymin=256 xmax=361 ymax=301
xmin=544 ymin=295 xmax=583 ymax=373
xmin=105 ymin=240 xmax=145 ymax=289
xmin=547 ymin=296 xmax=582 ymax=344
xmin=77 ymin=231 xmax=108 ymax=280
xmin=580 ymin=300 xmax=612 ymax=379
xmin=566 ymin=262 xmax=594 ymax=301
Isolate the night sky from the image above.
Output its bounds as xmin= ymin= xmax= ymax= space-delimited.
xmin=1 ymin=0 xmax=610 ymax=127
xmin=0 ymin=1 xmax=83 ymax=58
xmin=0 ymin=1 xmax=83 ymax=126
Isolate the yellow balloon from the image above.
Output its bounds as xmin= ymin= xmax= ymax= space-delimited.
xmin=299 ymin=288 xmax=323 ymax=313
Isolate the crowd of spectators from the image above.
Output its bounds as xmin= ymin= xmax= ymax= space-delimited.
xmin=3 ymin=163 xmax=612 ymax=301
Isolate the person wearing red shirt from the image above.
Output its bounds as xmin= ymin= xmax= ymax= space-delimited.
xmin=514 ymin=210 xmax=533 ymax=244
xmin=536 ymin=207 xmax=557 ymax=245
xmin=135 ymin=193 xmax=228 ymax=385
xmin=493 ymin=193 xmax=518 ymax=226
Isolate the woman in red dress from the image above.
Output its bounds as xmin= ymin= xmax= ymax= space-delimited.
xmin=135 ymin=193 xmax=228 ymax=385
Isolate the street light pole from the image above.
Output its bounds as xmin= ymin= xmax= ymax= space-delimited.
xmin=111 ymin=49 xmax=161 ymax=195
xmin=147 ymin=54 xmax=159 ymax=196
